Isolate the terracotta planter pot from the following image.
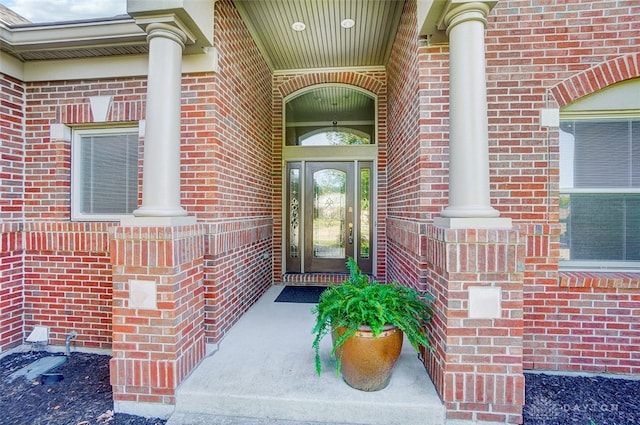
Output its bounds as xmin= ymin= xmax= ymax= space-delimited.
xmin=334 ymin=324 xmax=403 ymax=391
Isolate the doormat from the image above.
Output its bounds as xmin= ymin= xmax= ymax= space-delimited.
xmin=275 ymin=285 xmax=327 ymax=304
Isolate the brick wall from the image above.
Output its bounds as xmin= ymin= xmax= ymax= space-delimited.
xmin=0 ymin=223 xmax=23 ymax=351
xmin=388 ymin=0 xmax=440 ymax=223
xmin=482 ymin=0 xmax=640 ymax=376
xmin=23 ymin=222 xmax=112 ymax=349
xmin=406 ymin=0 xmax=640 ymax=381
xmin=386 ymin=0 xmax=639 ymax=422
xmin=2 ymin=0 xmax=638 ymax=416
xmin=0 ymin=74 xmax=25 ymax=351
xmin=272 ymin=70 xmax=388 ymax=281
xmin=522 ymin=227 xmax=640 ymax=375
xmin=25 ymin=77 xmax=146 ymax=221
xmin=199 ymin=0 xmax=274 ymax=344
xmin=186 ymin=0 xmax=272 ymax=221
xmin=19 ymin=77 xmax=146 ymax=350
xmin=3 ymin=0 xmax=275 ymax=353
xmin=1 ymin=74 xmax=24 ymax=222
xmin=203 ymin=219 xmax=272 ymax=342
xmin=386 ymin=0 xmax=434 ymax=290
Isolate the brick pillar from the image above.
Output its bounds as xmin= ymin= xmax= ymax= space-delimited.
xmin=425 ymin=225 xmax=525 ymax=424
xmin=0 ymin=223 xmax=23 ymax=351
xmin=109 ymin=224 xmax=206 ymax=418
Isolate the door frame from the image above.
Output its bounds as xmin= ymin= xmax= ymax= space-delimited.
xmin=282 ymin=155 xmax=377 ymax=275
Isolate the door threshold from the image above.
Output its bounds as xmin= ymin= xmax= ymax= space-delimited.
xmin=281 ymin=273 xmax=348 ymax=286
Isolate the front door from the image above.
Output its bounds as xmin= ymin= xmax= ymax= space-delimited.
xmin=286 ymin=161 xmax=373 ymax=274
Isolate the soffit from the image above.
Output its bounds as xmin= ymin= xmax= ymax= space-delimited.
xmin=0 ymin=18 xmax=150 ymax=62
xmin=0 ymin=11 xmax=211 ymax=62
xmin=233 ymin=0 xmax=406 ymax=71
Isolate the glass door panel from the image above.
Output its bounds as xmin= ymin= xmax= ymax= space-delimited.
xmin=305 ymin=162 xmax=354 ymax=272
xmin=286 ymin=163 xmax=301 ymax=272
xmin=312 ymin=169 xmax=346 ymax=259
xmin=358 ymin=163 xmax=372 ymax=273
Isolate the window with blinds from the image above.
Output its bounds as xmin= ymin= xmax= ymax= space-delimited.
xmin=559 ymin=118 xmax=640 ymax=268
xmin=72 ymin=128 xmax=139 ymax=220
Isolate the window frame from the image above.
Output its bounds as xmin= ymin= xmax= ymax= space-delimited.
xmin=559 ymin=112 xmax=640 ymax=271
xmin=71 ymin=126 xmax=140 ymax=221
xmin=283 ymin=84 xmax=378 ymax=149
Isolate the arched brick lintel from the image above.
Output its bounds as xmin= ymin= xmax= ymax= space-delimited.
xmin=551 ymin=53 xmax=639 ymax=108
xmin=276 ymin=71 xmax=385 ymax=98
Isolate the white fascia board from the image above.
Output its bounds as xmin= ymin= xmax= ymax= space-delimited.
xmin=23 ymin=54 xmax=149 ymax=81
xmin=0 ymin=51 xmax=25 ymax=80
xmin=5 ymin=19 xmax=146 ymax=52
xmin=21 ymin=48 xmax=219 ymax=82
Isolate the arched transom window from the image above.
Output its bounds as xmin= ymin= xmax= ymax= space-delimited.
xmin=285 ymin=85 xmax=375 ymax=146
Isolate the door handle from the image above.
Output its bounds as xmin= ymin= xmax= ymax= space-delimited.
xmin=348 ymin=223 xmax=353 ymax=244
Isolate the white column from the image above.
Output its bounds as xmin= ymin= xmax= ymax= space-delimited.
xmin=133 ymin=23 xmax=188 ymax=219
xmin=436 ymin=2 xmax=511 ymax=229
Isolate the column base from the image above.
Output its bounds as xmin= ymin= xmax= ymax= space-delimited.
xmin=434 ymin=216 xmax=512 ymax=229
xmin=120 ymin=215 xmax=197 ymax=226
xmin=133 ymin=205 xmax=188 ymax=217
xmin=440 ymin=204 xmax=501 ymax=218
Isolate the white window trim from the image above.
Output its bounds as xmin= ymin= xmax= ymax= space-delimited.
xmin=71 ymin=126 xmax=139 ymax=221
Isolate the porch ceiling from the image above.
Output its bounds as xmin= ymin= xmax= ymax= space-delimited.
xmin=0 ymin=1 xmax=407 ymax=68
xmin=233 ymin=0 xmax=406 ymax=71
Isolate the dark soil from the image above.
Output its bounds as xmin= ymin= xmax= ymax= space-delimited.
xmin=524 ymin=372 xmax=640 ymax=425
xmin=1 ymin=351 xmax=639 ymax=424
xmin=0 ymin=351 xmax=165 ymax=425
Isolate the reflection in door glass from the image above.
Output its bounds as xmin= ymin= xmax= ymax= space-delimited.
xmin=360 ymin=167 xmax=370 ymax=259
xmin=313 ymin=169 xmax=346 ymax=259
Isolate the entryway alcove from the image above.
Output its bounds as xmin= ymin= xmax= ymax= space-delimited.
xmin=282 ymin=84 xmax=378 ymax=277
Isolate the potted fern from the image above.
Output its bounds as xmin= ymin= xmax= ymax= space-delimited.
xmin=312 ymin=257 xmax=434 ymax=391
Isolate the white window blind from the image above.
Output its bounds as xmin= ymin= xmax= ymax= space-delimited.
xmin=560 ymin=119 xmax=640 ymax=266
xmin=73 ymin=129 xmax=139 ymax=220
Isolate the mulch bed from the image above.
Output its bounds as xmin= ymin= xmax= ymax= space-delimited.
xmin=1 ymin=351 xmax=639 ymax=424
xmin=524 ymin=372 xmax=640 ymax=425
xmin=0 ymin=351 xmax=165 ymax=425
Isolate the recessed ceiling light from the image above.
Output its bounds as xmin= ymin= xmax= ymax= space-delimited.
xmin=341 ymin=18 xmax=355 ymax=29
xmin=292 ymin=21 xmax=306 ymax=31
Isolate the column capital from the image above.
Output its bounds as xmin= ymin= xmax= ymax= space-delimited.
xmin=440 ymin=1 xmax=497 ymax=33
xmin=128 ymin=0 xmax=216 ymax=53
xmin=145 ymin=22 xmax=188 ymax=50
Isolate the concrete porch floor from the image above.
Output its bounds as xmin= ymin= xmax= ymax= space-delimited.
xmin=166 ymin=285 xmax=445 ymax=425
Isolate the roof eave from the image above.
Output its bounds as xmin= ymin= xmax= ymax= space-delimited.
xmin=0 ymin=18 xmax=148 ymax=61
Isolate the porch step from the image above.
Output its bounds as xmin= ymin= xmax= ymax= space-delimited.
xmin=166 ymin=413 xmax=356 ymax=424
xmin=168 ymin=286 xmax=445 ymax=425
